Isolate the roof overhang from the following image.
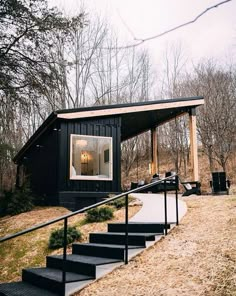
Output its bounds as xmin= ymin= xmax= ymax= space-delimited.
xmin=57 ymin=96 xmax=204 ymax=141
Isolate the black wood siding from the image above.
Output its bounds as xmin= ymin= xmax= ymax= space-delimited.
xmin=20 ymin=125 xmax=59 ymax=205
xmin=58 ymin=116 xmax=121 ymax=194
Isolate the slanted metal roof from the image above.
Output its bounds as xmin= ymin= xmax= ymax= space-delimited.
xmin=57 ymin=96 xmax=204 ymax=140
xmin=13 ymin=96 xmax=204 ymax=162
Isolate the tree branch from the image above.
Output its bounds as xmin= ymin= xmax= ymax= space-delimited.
xmin=107 ymin=0 xmax=232 ymax=50
xmin=2 ymin=25 xmax=34 ymax=56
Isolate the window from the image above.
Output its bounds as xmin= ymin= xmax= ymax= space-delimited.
xmin=70 ymin=134 xmax=113 ymax=180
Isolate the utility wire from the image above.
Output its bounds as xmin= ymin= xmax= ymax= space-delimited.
xmin=107 ymin=0 xmax=232 ymax=50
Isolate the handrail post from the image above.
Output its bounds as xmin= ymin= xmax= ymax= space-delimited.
xmin=62 ymin=217 xmax=68 ymax=296
xmin=125 ymin=194 xmax=129 ymax=264
xmin=164 ymin=180 xmax=168 ymax=235
xmin=0 ymin=174 xmax=183 ymax=296
xmin=175 ymin=175 xmax=179 ymax=226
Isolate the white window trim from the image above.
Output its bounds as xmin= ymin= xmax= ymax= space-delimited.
xmin=69 ymin=134 xmax=113 ymax=181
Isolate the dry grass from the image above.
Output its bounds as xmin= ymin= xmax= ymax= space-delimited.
xmin=0 ymin=204 xmax=141 ymax=283
xmin=74 ymin=195 xmax=236 ymax=296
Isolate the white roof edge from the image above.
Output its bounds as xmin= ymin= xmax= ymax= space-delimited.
xmin=57 ymin=99 xmax=204 ymax=120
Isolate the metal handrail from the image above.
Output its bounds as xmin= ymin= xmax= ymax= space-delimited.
xmin=0 ymin=174 xmax=179 ymax=296
xmin=0 ymin=174 xmax=178 ymax=243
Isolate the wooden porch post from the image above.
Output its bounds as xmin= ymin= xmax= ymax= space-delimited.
xmin=189 ymin=108 xmax=199 ymax=181
xmin=151 ymin=128 xmax=158 ymax=175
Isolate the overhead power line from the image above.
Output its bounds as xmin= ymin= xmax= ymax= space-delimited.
xmin=109 ymin=0 xmax=232 ymax=50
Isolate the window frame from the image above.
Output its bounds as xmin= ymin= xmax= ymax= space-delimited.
xmin=69 ymin=134 xmax=113 ymax=181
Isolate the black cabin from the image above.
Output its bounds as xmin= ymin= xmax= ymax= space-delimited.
xmin=13 ymin=97 xmax=204 ymax=210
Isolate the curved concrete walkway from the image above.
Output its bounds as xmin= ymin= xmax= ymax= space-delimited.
xmin=130 ymin=193 xmax=187 ymax=223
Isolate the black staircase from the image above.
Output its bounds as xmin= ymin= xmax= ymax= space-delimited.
xmin=0 ymin=176 xmax=178 ymax=296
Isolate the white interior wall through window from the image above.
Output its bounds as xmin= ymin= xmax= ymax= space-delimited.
xmin=70 ymin=134 xmax=113 ymax=180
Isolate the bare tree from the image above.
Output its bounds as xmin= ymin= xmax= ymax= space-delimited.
xmin=157 ymin=42 xmax=190 ymax=175
xmin=187 ymin=60 xmax=236 ymax=172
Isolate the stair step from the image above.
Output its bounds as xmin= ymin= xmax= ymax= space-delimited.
xmin=72 ymin=243 xmax=143 ymax=260
xmin=47 ymin=254 xmax=121 ymax=275
xmin=89 ymin=232 xmax=157 ymax=246
xmin=22 ymin=267 xmax=94 ymax=294
xmin=0 ymin=282 xmax=57 ymax=296
xmin=105 ymin=232 xmax=158 ymax=241
xmin=47 ymin=254 xmax=96 ymax=277
xmin=108 ymin=222 xmax=171 ymax=233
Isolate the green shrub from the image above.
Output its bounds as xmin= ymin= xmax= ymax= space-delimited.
xmin=108 ymin=196 xmax=135 ymax=209
xmin=48 ymin=226 xmax=81 ymax=249
xmin=86 ymin=206 xmax=114 ymax=223
xmin=0 ymin=184 xmax=34 ymax=216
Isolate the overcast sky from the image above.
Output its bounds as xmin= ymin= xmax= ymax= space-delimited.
xmin=48 ymin=0 xmax=236 ymax=65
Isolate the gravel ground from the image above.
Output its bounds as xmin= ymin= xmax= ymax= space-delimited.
xmin=74 ymin=195 xmax=236 ymax=296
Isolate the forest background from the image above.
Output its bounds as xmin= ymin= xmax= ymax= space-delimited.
xmin=1 ymin=0 xmax=236 ymax=193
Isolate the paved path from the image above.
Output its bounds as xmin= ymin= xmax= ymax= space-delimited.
xmin=130 ymin=193 xmax=187 ymax=223
xmin=67 ymin=193 xmax=187 ymax=295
